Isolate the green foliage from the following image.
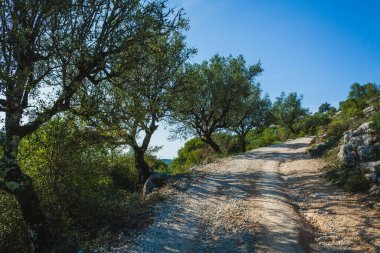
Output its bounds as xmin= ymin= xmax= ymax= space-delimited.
xmin=318 ymin=102 xmax=337 ymax=114
xmin=6 ymin=116 xmax=162 ymax=251
xmin=212 ymin=133 xmax=241 ymax=154
xmin=169 ymin=133 xmax=245 ymax=174
xmin=170 ymin=54 xmax=262 ymax=152
xmin=295 ymin=112 xmax=331 ymax=136
xmin=76 ymin=14 xmax=192 ymax=183
xmin=169 ymin=138 xmax=210 ymax=174
xmin=108 ymin=153 xmax=167 ymax=188
xmin=339 ymin=83 xmax=380 ymax=117
xmin=0 ymin=2 xmax=190 ymax=249
xmin=344 ymin=174 xmax=371 ymax=193
xmin=273 ymin=92 xmax=309 ymax=134
xmin=315 ymin=83 xmax=380 ymax=141
xmin=145 ymin=154 xmax=169 ymax=173
xmin=246 ymin=126 xmax=287 ymax=150
xmin=317 ymin=83 xmax=380 ymax=196
xmin=17 ymin=117 xmax=121 ymax=249
xmin=370 ymin=112 xmax=380 ymax=136
xmin=0 ymin=192 xmax=30 ymax=253
xmin=108 ymin=155 xmax=139 ymax=191
xmin=228 ymin=85 xmax=272 ymax=151
xmin=325 ymin=117 xmax=351 ymax=139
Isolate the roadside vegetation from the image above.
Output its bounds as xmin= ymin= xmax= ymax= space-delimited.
xmin=309 ymin=83 xmax=380 ymax=193
xmin=0 ymin=1 xmax=378 ymax=252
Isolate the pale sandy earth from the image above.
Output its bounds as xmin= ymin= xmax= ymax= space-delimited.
xmin=108 ymin=138 xmax=380 ymax=253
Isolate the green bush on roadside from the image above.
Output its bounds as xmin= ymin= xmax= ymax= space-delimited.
xmin=169 ymin=138 xmax=210 ymax=174
xmin=246 ymin=126 xmax=288 ymax=150
xmin=370 ymin=112 xmax=380 ymax=136
xmin=326 ymin=118 xmax=351 ymax=138
xmin=344 ymin=174 xmax=371 ymax=193
xmin=0 ymin=192 xmax=30 ymax=253
xmin=0 ymin=116 xmax=165 ymax=252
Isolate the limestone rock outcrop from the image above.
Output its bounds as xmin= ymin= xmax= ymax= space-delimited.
xmin=338 ymin=122 xmax=380 ymax=184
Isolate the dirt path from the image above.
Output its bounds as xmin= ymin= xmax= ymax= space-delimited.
xmin=109 ymin=137 xmax=380 ymax=253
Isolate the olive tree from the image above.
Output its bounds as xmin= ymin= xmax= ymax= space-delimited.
xmin=273 ymin=92 xmax=308 ymax=134
xmin=228 ymin=85 xmax=272 ymax=151
xmin=81 ymin=32 xmax=193 ymax=184
xmin=0 ymin=0 xmax=184 ymax=251
xmin=170 ymin=55 xmax=262 ymax=153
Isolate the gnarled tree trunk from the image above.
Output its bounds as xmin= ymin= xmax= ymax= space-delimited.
xmin=202 ymin=135 xmax=221 ymax=153
xmin=238 ymin=134 xmax=247 ymax=152
xmin=133 ymin=147 xmax=152 ymax=184
xmin=1 ymin=113 xmax=49 ymax=253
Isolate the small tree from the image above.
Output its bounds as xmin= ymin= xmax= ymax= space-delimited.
xmin=80 ymin=31 xmax=192 ymax=184
xmin=318 ymin=102 xmax=337 ymax=114
xmin=228 ymin=85 xmax=272 ymax=151
xmin=171 ymin=54 xmax=262 ymax=152
xmin=273 ymin=92 xmax=308 ymax=134
xmin=340 ymin=83 xmax=380 ymax=116
xmin=0 ymin=1 xmax=184 ymax=250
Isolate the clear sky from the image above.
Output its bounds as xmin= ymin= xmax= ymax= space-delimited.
xmin=151 ymin=0 xmax=380 ymax=159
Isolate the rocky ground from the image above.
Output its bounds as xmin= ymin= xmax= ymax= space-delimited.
xmin=105 ymin=138 xmax=380 ymax=253
xmin=281 ymin=142 xmax=380 ymax=252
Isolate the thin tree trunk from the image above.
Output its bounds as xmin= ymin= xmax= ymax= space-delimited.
xmin=1 ymin=114 xmax=49 ymax=252
xmin=133 ymin=148 xmax=151 ymax=184
xmin=238 ymin=134 xmax=247 ymax=152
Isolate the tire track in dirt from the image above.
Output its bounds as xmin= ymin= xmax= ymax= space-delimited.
xmin=108 ymin=137 xmax=380 ymax=253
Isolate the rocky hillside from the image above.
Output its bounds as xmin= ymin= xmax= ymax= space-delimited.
xmin=308 ymin=84 xmax=380 ymax=196
xmin=338 ymin=122 xmax=380 ymax=194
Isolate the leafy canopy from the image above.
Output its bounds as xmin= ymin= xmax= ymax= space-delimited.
xmin=170 ymin=54 xmax=262 ymax=152
xmin=273 ymin=92 xmax=309 ymax=134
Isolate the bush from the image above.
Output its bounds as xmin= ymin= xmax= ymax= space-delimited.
xmin=295 ymin=113 xmax=331 ymax=136
xmin=308 ymin=138 xmax=338 ymax=158
xmin=0 ymin=192 xmax=30 ymax=253
xmin=108 ymin=155 xmax=139 ymax=191
xmin=246 ymin=126 xmax=287 ymax=150
xmin=326 ymin=118 xmax=351 ymax=137
xmin=146 ymin=154 xmax=169 ymax=173
xmin=340 ymin=83 xmax=380 ymax=117
xmin=169 ymin=138 xmax=210 ymax=174
xmin=8 ymin=116 xmax=159 ymax=251
xmin=212 ymin=133 xmax=240 ymax=154
xmin=325 ymin=166 xmax=371 ymax=193
xmin=370 ymin=112 xmax=380 ymax=136
xmin=344 ymin=174 xmax=371 ymax=193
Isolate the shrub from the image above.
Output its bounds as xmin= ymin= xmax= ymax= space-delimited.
xmin=370 ymin=112 xmax=380 ymax=136
xmin=13 ymin=116 xmax=156 ymax=251
xmin=326 ymin=118 xmax=351 ymax=137
xmin=344 ymin=173 xmax=371 ymax=193
xmin=308 ymin=138 xmax=338 ymax=158
xmin=146 ymin=154 xmax=169 ymax=173
xmin=169 ymin=138 xmax=210 ymax=174
xmin=246 ymin=126 xmax=288 ymax=150
xmin=212 ymin=133 xmax=240 ymax=154
xmin=295 ymin=113 xmax=331 ymax=136
xmin=340 ymin=83 xmax=380 ymax=117
xmin=108 ymin=155 xmax=139 ymax=191
xmin=0 ymin=192 xmax=30 ymax=253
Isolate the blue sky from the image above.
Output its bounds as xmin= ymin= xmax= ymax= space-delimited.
xmin=152 ymin=0 xmax=380 ymax=159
